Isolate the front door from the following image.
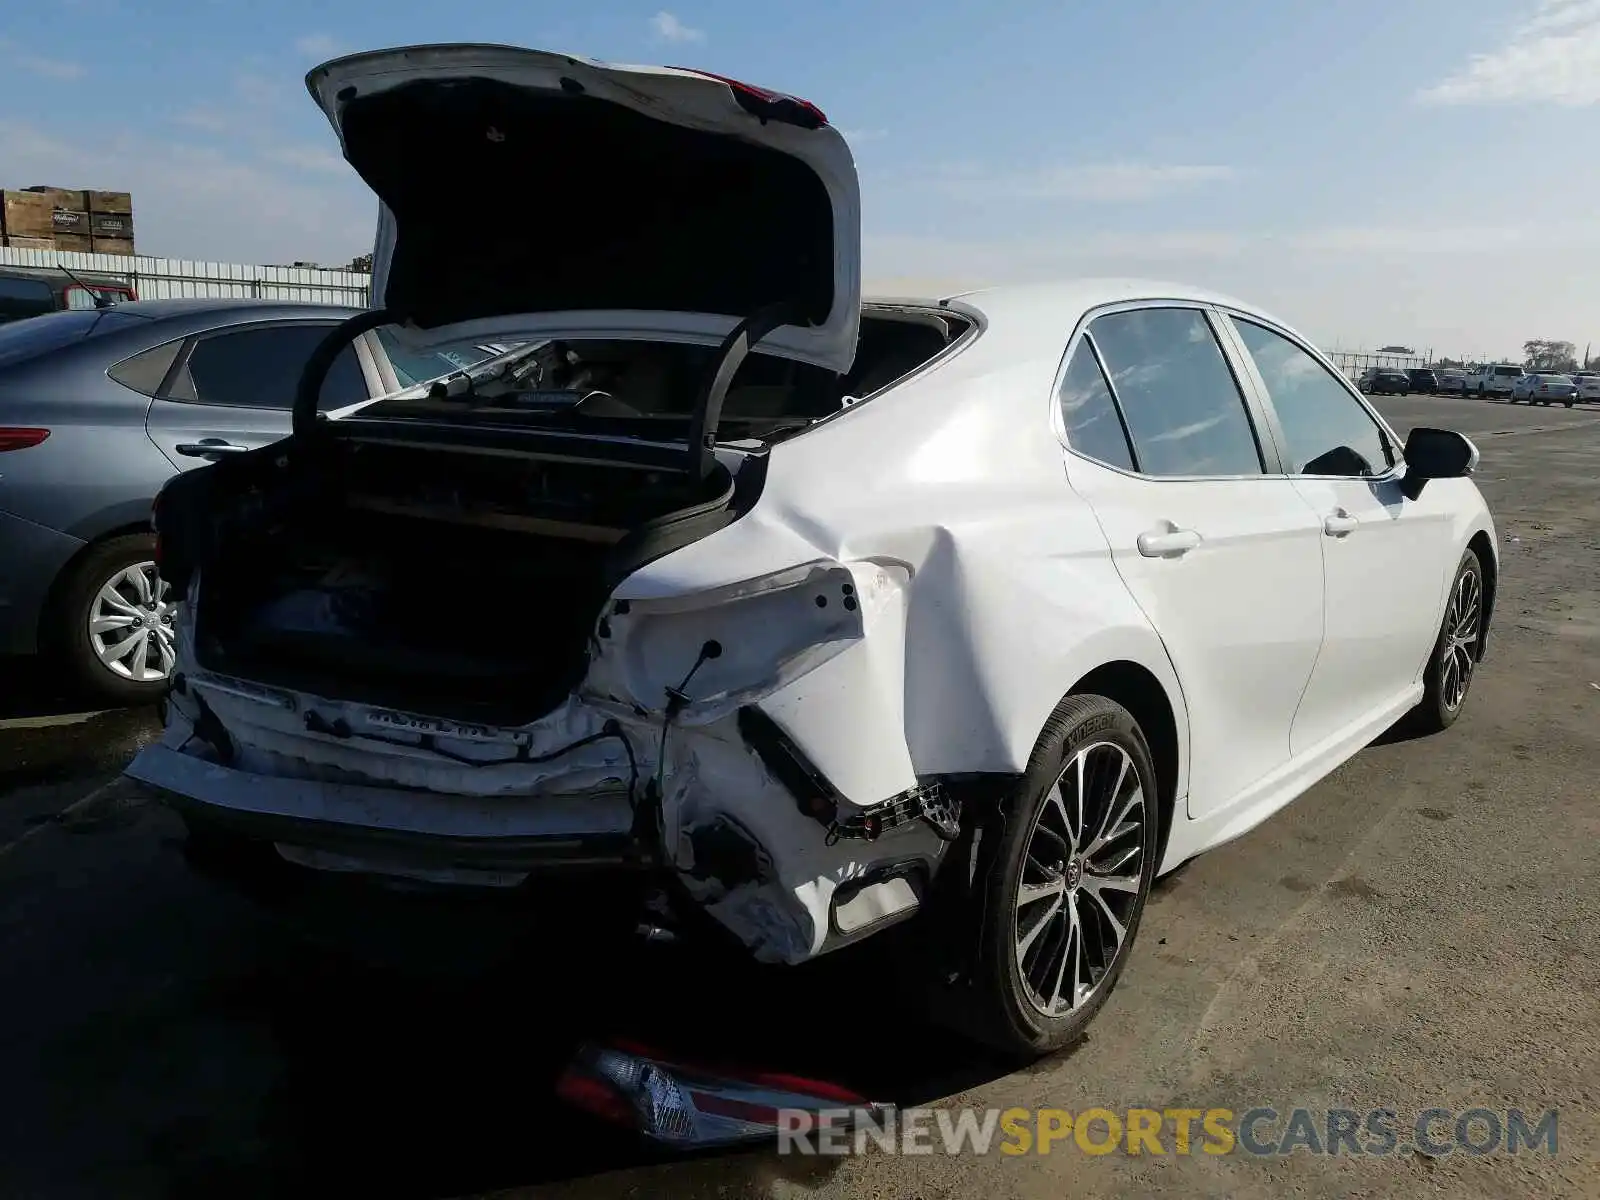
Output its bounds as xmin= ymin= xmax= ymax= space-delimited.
xmin=1058 ymin=305 xmax=1326 ymax=820
xmin=1223 ymin=315 xmax=1454 ymax=755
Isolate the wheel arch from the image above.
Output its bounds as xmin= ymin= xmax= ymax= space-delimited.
xmin=36 ymin=520 xmax=157 ymax=649
xmin=1467 ymin=527 xmax=1497 ymax=661
xmin=1068 ymin=660 xmax=1182 ymax=864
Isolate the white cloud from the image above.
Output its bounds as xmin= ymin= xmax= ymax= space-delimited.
xmin=937 ymin=163 xmax=1236 ymax=203
xmin=294 ymin=33 xmax=342 ymax=59
xmin=0 ymin=122 xmax=371 ymax=264
xmin=16 ymin=55 xmax=86 ymax=80
xmin=650 ymin=11 xmax=705 ymax=43
xmin=1418 ymin=0 xmax=1600 ymax=106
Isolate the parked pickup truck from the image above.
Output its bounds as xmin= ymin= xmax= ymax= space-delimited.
xmin=1469 ymin=363 xmax=1524 ymax=397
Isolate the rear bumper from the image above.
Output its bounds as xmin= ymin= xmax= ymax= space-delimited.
xmin=126 ymin=743 xmax=645 ymax=879
xmin=0 ymin=509 xmax=84 ymax=655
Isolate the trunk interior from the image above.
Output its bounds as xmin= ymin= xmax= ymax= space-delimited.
xmin=181 ymin=306 xmax=976 ymax=727
xmin=191 ymin=435 xmax=745 ymax=726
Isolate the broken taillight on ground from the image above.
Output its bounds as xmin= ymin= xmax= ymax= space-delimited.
xmin=555 ymin=1039 xmax=889 ymax=1149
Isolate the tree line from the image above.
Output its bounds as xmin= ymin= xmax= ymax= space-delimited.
xmin=1434 ymin=340 xmax=1596 ymax=372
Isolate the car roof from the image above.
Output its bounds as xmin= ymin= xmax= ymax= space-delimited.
xmin=888 ymin=278 xmax=1324 ymax=376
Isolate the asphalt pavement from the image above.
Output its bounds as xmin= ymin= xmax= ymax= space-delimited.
xmin=0 ymin=392 xmax=1596 ymax=1199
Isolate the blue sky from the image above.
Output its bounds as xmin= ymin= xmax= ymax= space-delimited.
xmin=3 ymin=0 xmax=1598 ymax=356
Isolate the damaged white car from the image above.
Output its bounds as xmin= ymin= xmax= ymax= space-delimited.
xmin=127 ymin=43 xmax=1499 ymax=1057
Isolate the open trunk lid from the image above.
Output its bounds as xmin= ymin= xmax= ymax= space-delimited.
xmin=305 ymin=44 xmax=862 ymax=374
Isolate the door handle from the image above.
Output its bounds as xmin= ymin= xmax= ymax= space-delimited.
xmin=1136 ymin=526 xmax=1202 ymax=557
xmin=175 ymin=439 xmax=248 ymax=458
xmin=1323 ymin=510 xmax=1360 ymax=536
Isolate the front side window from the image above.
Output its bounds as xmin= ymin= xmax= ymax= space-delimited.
xmin=1230 ymin=317 xmax=1393 ymax=477
xmin=176 ymin=324 xmax=367 ymax=410
xmin=1086 ymin=307 xmax=1263 ymax=477
xmin=1057 ymin=339 xmax=1134 ymax=470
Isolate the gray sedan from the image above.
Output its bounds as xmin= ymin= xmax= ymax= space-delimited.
xmin=0 ymin=299 xmax=492 ymax=704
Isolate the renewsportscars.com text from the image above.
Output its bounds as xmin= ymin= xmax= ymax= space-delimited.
xmin=777 ymin=1106 xmax=1560 ymax=1157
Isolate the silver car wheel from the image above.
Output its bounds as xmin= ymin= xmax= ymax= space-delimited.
xmin=1440 ymin=565 xmax=1482 ymax=712
xmin=87 ymin=560 xmax=174 ymax=682
xmin=1014 ymin=741 xmax=1147 ymax=1017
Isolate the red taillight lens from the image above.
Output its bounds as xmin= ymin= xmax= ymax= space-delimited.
xmin=554 ymin=1066 xmax=639 ymax=1128
xmin=0 ymin=427 xmax=49 ymax=452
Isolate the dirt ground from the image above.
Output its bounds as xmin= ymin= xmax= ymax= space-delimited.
xmin=1 ymin=393 xmax=1596 ymax=1199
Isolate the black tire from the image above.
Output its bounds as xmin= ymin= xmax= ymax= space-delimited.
xmin=1410 ymin=548 xmax=1484 ymax=734
xmin=964 ymin=695 xmax=1161 ymax=1058
xmin=49 ymin=533 xmax=170 ymax=707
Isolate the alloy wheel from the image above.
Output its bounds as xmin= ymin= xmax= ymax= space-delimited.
xmin=1440 ymin=566 xmax=1482 ymax=712
xmin=87 ymin=560 xmax=174 ymax=682
xmin=1014 ymin=741 xmax=1147 ymax=1017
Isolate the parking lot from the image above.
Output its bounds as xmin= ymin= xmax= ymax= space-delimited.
xmin=1 ymin=391 xmax=1597 ymax=1199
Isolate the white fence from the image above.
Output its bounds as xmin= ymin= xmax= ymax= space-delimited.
xmin=0 ymin=247 xmax=372 ymax=307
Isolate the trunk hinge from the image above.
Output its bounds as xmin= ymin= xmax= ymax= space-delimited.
xmin=686 ymin=301 xmax=807 ymax=482
xmin=291 ymin=308 xmax=397 ymax=439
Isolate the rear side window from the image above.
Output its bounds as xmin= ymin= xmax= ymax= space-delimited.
xmin=1230 ymin=318 xmax=1393 ymax=477
xmin=1057 ymin=340 xmax=1134 ymax=470
xmin=175 ymin=324 xmax=366 ymax=410
xmin=1086 ymin=307 xmax=1264 ymax=477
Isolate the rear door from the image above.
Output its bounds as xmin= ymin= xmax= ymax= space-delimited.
xmin=1057 ymin=303 xmax=1326 ymax=820
xmin=145 ymin=320 xmax=377 ymax=469
xmin=1221 ymin=314 xmax=1453 ymax=754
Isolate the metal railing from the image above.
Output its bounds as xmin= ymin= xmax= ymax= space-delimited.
xmin=0 ymin=246 xmax=372 ymax=307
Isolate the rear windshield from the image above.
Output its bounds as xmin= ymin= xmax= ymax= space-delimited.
xmin=374 ymin=327 xmax=502 ymax=388
xmin=1495 ymin=366 xmax=1523 ymax=376
xmin=1538 ymin=374 xmax=1573 ymax=383
xmin=0 ymin=309 xmax=144 ymax=369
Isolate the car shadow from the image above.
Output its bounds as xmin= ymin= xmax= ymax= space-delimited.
xmin=0 ymin=655 xmax=159 ymax=795
xmin=170 ymin=929 xmax=1042 ymax=1198
xmin=0 ymin=655 xmax=147 ymax=722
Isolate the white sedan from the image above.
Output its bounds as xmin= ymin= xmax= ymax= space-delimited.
xmin=1510 ymin=372 xmax=1578 ymax=405
xmin=1574 ymin=371 xmax=1600 ymax=402
xmin=127 ymin=44 xmax=1499 ymax=1062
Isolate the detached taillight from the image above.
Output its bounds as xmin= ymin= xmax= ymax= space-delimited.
xmin=0 ymin=427 xmax=49 ymax=452
xmin=555 ymin=1039 xmax=887 ymax=1149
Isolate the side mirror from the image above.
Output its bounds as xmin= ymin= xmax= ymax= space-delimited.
xmin=1400 ymin=427 xmax=1479 ymax=500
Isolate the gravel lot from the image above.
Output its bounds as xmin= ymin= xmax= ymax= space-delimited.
xmin=1 ymin=393 xmax=1596 ymax=1199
